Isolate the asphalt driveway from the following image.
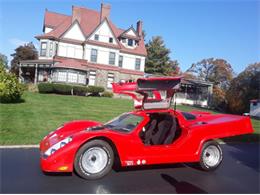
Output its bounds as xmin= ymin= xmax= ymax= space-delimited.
xmin=0 ymin=143 xmax=259 ymax=193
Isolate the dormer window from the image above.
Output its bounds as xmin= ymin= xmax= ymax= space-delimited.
xmin=128 ymin=39 xmax=133 ymax=46
xmin=122 ymin=38 xmax=126 ymax=43
xmin=109 ymin=37 xmax=113 ymax=43
xmin=94 ymin=34 xmax=99 ymax=41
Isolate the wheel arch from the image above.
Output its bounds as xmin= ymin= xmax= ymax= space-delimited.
xmin=77 ymin=136 xmax=122 ymax=167
xmin=196 ymin=139 xmax=216 ymax=156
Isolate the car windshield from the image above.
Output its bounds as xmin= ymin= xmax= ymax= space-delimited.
xmin=104 ymin=113 xmax=143 ymax=132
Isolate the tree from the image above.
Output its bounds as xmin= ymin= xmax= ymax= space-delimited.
xmin=187 ymin=58 xmax=233 ymax=90
xmin=145 ymin=36 xmax=175 ymax=75
xmin=10 ymin=42 xmax=38 ymax=76
xmin=226 ymin=62 xmax=260 ymax=114
xmin=0 ymin=53 xmax=8 ymax=69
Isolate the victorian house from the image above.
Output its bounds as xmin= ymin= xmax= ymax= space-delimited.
xmin=19 ymin=3 xmax=147 ymax=89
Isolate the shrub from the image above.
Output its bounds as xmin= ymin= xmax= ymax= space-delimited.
xmin=53 ymin=83 xmax=73 ymax=95
xmin=20 ymin=83 xmax=28 ymax=91
xmin=102 ymin=91 xmax=114 ymax=98
xmin=38 ymin=83 xmax=53 ymax=93
xmin=88 ymin=86 xmax=105 ymax=96
xmin=0 ymin=63 xmax=23 ymax=103
xmin=73 ymin=85 xmax=88 ymax=96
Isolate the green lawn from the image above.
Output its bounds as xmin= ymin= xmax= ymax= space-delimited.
xmin=0 ymin=92 xmax=259 ymax=145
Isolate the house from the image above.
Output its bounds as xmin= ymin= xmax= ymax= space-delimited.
xmin=176 ymin=78 xmax=213 ymax=107
xmin=19 ymin=3 xmax=147 ymax=89
xmin=249 ymin=99 xmax=260 ymax=119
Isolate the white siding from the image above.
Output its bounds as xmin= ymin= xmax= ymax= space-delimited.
xmin=84 ymin=43 xmax=145 ymax=71
xmin=45 ymin=27 xmax=53 ymax=34
xmin=85 ymin=44 xmax=119 ymax=65
xmin=119 ymin=53 xmax=145 ymax=71
xmin=62 ymin=22 xmax=85 ymax=41
xmin=58 ymin=42 xmax=83 ymax=59
xmin=89 ymin=20 xmax=117 ymax=45
xmin=125 ymin=29 xmax=136 ymax=37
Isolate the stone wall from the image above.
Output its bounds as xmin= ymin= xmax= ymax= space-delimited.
xmin=94 ymin=69 xmax=143 ymax=90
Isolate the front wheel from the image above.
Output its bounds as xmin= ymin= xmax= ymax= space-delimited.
xmin=74 ymin=140 xmax=114 ymax=180
xmin=199 ymin=140 xmax=223 ymax=171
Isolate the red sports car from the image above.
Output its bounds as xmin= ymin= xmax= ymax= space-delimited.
xmin=40 ymin=77 xmax=254 ymax=180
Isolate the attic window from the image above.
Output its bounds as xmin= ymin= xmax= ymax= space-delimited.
xmin=109 ymin=37 xmax=113 ymax=43
xmin=94 ymin=34 xmax=99 ymax=41
xmin=128 ymin=39 xmax=133 ymax=46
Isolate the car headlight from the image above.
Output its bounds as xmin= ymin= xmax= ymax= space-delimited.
xmin=43 ymin=136 xmax=72 ymax=158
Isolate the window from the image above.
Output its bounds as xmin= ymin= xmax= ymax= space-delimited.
xmin=109 ymin=37 xmax=113 ymax=43
xmin=135 ymin=58 xmax=141 ymax=70
xmin=104 ymin=113 xmax=143 ymax=132
xmin=57 ymin=71 xmax=67 ymax=82
xmin=40 ymin=42 xmax=47 ymax=56
xmin=128 ymin=39 xmax=133 ymax=46
xmin=68 ymin=72 xmax=78 ymax=83
xmin=107 ymin=73 xmax=114 ymax=88
xmin=90 ymin=49 xmax=98 ymax=62
xmin=94 ymin=34 xmax=99 ymax=41
xmin=109 ymin=52 xmax=116 ymax=65
xmin=78 ymin=73 xmax=86 ymax=84
xmin=122 ymin=38 xmax=126 ymax=43
xmin=88 ymin=71 xmax=96 ymax=86
xmin=49 ymin=42 xmax=53 ymax=57
xmin=118 ymin=55 xmax=123 ymax=67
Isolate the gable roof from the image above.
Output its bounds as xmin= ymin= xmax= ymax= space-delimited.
xmin=36 ymin=6 xmax=147 ymax=56
xmin=120 ymin=26 xmax=140 ymax=40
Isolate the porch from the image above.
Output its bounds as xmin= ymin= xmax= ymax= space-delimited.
xmin=176 ymin=79 xmax=213 ymax=107
xmin=19 ymin=59 xmax=53 ymax=84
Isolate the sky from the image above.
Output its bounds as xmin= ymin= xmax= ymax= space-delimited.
xmin=0 ymin=0 xmax=259 ymax=74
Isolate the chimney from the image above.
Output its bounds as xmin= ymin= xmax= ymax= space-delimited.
xmin=136 ymin=20 xmax=143 ymax=37
xmin=100 ymin=3 xmax=111 ymax=22
xmin=72 ymin=6 xmax=81 ymax=23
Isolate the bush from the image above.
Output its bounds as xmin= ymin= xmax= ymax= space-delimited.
xmin=0 ymin=64 xmax=23 ymax=103
xmin=88 ymin=86 xmax=105 ymax=96
xmin=38 ymin=83 xmax=54 ymax=93
xmin=53 ymin=83 xmax=73 ymax=95
xmin=20 ymin=83 xmax=28 ymax=91
xmin=73 ymin=85 xmax=88 ymax=96
xmin=102 ymin=91 xmax=114 ymax=98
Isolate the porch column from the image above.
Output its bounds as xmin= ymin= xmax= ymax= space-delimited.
xmin=34 ymin=64 xmax=38 ymax=84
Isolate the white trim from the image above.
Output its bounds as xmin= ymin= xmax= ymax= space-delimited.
xmin=0 ymin=145 xmax=39 ymax=148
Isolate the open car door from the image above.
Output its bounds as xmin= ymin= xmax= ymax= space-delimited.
xmin=112 ymin=77 xmax=181 ymax=110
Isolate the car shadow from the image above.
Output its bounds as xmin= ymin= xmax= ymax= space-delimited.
xmin=161 ymin=173 xmax=208 ymax=194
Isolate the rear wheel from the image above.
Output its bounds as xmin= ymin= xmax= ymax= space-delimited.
xmin=74 ymin=140 xmax=114 ymax=180
xmin=199 ymin=141 xmax=223 ymax=171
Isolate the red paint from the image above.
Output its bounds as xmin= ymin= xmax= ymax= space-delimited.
xmin=40 ymin=77 xmax=254 ymax=173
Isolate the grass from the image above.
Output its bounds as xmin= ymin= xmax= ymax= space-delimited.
xmin=0 ymin=92 xmax=259 ymax=145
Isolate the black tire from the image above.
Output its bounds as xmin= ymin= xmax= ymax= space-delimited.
xmin=199 ymin=140 xmax=223 ymax=171
xmin=74 ymin=139 xmax=114 ymax=180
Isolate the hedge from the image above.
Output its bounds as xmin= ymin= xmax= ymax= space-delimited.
xmin=38 ymin=83 xmax=53 ymax=93
xmin=37 ymin=83 xmax=105 ymax=97
xmin=53 ymin=83 xmax=73 ymax=95
xmin=73 ymin=85 xmax=88 ymax=96
xmin=102 ymin=91 xmax=114 ymax=98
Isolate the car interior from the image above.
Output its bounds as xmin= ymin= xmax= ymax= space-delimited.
xmin=140 ymin=113 xmax=181 ymax=145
